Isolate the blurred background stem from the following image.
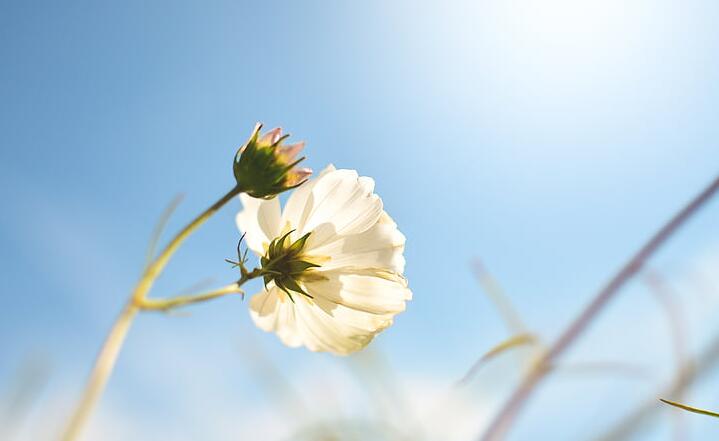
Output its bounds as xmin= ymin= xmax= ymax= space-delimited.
xmin=479 ymin=174 xmax=719 ymax=441
xmin=594 ymin=331 xmax=719 ymax=441
xmin=59 ymin=185 xmax=242 ymax=441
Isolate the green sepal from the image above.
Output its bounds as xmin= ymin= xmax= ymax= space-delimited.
xmin=288 ymin=232 xmax=312 ymax=254
xmin=274 ymin=279 xmax=295 ymax=303
xmin=259 ymin=229 xmax=319 ymax=301
xmin=281 ymin=277 xmax=311 ymax=297
xmin=287 ymin=260 xmax=321 ymax=274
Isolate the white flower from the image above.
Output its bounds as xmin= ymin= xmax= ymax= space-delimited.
xmin=236 ymin=165 xmax=411 ymax=355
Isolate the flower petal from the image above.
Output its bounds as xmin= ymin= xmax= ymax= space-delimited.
xmin=249 ymin=287 xmax=303 ymax=348
xmin=293 ymin=298 xmax=377 ymax=354
xmin=250 ymin=270 xmax=412 ymax=355
xmin=258 ymin=127 xmax=282 ymax=145
xmin=236 ymin=194 xmax=281 ymax=255
xmin=249 ymin=286 xmax=377 ymax=354
xmin=307 ymin=211 xmax=406 ymax=273
xmin=281 ymin=164 xmax=336 ymax=233
xmin=304 ymin=268 xmax=412 ymax=316
xmin=283 ymin=168 xmax=383 ymax=248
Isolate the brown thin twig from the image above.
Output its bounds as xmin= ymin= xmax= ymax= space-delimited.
xmin=479 ymin=174 xmax=719 ymax=441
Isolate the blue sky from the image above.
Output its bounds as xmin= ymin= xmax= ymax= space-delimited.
xmin=2 ymin=1 xmax=719 ymax=440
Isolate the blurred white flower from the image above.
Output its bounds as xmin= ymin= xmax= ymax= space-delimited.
xmin=237 ymin=165 xmax=411 ymax=355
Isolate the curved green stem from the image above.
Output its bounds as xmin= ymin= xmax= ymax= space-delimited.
xmin=60 ymin=185 xmax=243 ymax=441
xmin=139 ymin=283 xmax=245 ymax=312
xmin=131 ymin=185 xmax=242 ymax=304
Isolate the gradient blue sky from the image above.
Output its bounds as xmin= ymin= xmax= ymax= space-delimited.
xmin=2 ymin=1 xmax=719 ymax=440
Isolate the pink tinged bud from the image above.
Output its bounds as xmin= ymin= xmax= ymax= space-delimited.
xmin=278 ymin=141 xmax=305 ymax=162
xmin=259 ymin=127 xmax=282 ymax=145
xmin=234 ymin=122 xmax=311 ymax=198
xmin=295 ymin=167 xmax=312 ymax=179
xmin=287 ymin=167 xmax=313 ymax=186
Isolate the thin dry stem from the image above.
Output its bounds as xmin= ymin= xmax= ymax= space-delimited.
xmin=593 ymin=333 xmax=719 ymax=441
xmin=479 ymin=174 xmax=719 ymax=441
xmin=593 ymin=271 xmax=719 ymax=441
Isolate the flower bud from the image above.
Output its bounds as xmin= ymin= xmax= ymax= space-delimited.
xmin=233 ymin=123 xmax=312 ymax=199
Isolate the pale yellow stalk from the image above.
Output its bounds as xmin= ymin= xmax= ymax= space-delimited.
xmin=60 ymin=185 xmax=243 ymax=441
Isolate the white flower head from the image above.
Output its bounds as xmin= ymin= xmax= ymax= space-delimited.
xmin=236 ymin=165 xmax=411 ymax=355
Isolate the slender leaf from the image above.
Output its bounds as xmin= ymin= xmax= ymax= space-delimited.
xmin=457 ymin=333 xmax=538 ymax=386
xmin=660 ymin=398 xmax=719 ymax=418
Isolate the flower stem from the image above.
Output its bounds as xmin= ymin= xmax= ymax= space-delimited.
xmin=131 ymin=185 xmax=243 ymax=305
xmin=60 ymin=185 xmax=243 ymax=441
xmin=59 ymin=303 xmax=137 ymax=441
xmin=479 ymin=174 xmax=719 ymax=441
xmin=138 ymin=283 xmax=245 ymax=311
